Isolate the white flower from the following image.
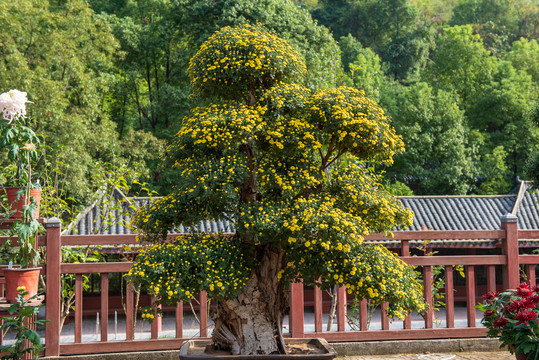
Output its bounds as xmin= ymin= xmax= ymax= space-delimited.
xmin=0 ymin=89 xmax=29 ymax=123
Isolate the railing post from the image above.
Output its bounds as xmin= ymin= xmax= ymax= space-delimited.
xmin=289 ymin=281 xmax=304 ymax=338
xmin=45 ymin=217 xmax=62 ymax=357
xmin=501 ymin=213 xmax=519 ymax=289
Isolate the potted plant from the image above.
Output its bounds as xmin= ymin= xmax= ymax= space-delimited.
xmin=477 ymin=283 xmax=539 ymax=360
xmin=126 ymin=25 xmax=426 ymax=358
xmin=0 ymin=286 xmax=47 ymax=360
xmin=0 ymin=89 xmax=41 ymax=219
xmin=0 ymin=89 xmax=42 ymax=303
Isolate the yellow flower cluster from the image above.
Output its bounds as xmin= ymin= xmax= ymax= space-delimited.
xmin=307 ymin=87 xmax=405 ymax=165
xmin=188 ymin=24 xmax=306 ymax=100
xmin=167 ymin=103 xmax=264 ymax=156
xmin=285 ymin=242 xmax=425 ymax=319
xmin=126 ymin=233 xmax=251 ymax=312
xmin=328 ymin=164 xmax=413 ymax=233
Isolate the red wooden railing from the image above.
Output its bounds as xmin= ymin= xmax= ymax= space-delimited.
xmin=2 ymin=213 xmax=539 ymax=357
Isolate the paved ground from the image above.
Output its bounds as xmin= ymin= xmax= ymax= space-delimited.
xmin=337 ymin=351 xmax=513 ymax=360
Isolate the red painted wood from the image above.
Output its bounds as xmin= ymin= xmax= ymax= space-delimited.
xmin=527 ymin=265 xmax=536 ymax=287
xmin=401 ymin=255 xmax=506 ymax=266
xmin=314 ymin=285 xmax=323 ymax=333
xmin=401 ymin=240 xmax=409 ymax=256
xmin=337 ymin=285 xmax=346 ymax=332
xmin=487 ymin=265 xmax=496 ymax=293
xmin=445 ymin=266 xmax=454 ymax=328
xmin=518 ymin=255 xmax=539 ymax=264
xmin=60 ymin=233 xmax=213 ymax=246
xmin=75 ymin=273 xmax=83 ymax=343
xmin=360 ymin=299 xmax=368 ymax=331
xmin=519 ymin=230 xmax=539 ymax=238
xmin=61 ymin=234 xmax=141 ymax=246
xmin=45 ymin=220 xmax=62 ymax=357
xmin=289 ymin=281 xmax=304 ymax=338
xmin=365 ymin=230 xmax=505 ymax=241
xmin=60 ymin=338 xmax=211 ymax=355
xmin=62 ymin=262 xmax=132 ymax=274
xmin=176 ymin=301 xmax=183 ymax=338
xmin=101 ymin=273 xmax=109 ymax=342
xmin=404 ymin=313 xmax=412 ymax=330
xmin=423 ymin=266 xmax=433 ymax=329
xmin=151 ymin=297 xmax=162 ymax=339
xmin=381 ymin=302 xmax=389 ymax=330
xmin=126 ymin=284 xmax=134 ymax=341
xmin=466 ymin=265 xmax=476 ymax=328
xmin=200 ymin=291 xmax=208 ymax=337
xmin=305 ymin=327 xmax=488 ymax=342
xmin=502 ymin=220 xmax=519 ymax=289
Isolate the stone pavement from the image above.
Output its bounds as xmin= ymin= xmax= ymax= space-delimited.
xmin=337 ymin=351 xmax=513 ymax=360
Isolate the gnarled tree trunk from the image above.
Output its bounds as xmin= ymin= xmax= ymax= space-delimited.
xmin=211 ymin=244 xmax=287 ymax=355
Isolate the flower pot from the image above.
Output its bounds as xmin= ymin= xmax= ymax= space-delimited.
xmin=4 ymin=187 xmax=41 ymax=219
xmin=4 ymin=268 xmax=41 ymax=303
xmin=179 ymin=338 xmax=337 ymax=360
xmin=510 ymin=345 xmax=530 ymax=360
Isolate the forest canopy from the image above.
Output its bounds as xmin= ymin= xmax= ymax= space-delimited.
xmin=1 ymin=0 xmax=538 ymax=214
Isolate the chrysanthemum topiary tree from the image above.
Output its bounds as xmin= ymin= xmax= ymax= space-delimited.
xmin=126 ymin=25 xmax=425 ymax=355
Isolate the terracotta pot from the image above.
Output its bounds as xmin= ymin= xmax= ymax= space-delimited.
xmin=4 ymin=187 xmax=41 ymax=219
xmin=179 ymin=338 xmax=337 ymax=360
xmin=4 ymin=268 xmax=41 ymax=303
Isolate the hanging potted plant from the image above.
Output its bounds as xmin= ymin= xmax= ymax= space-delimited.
xmin=0 ymin=89 xmax=41 ymax=219
xmin=0 ymin=89 xmax=43 ymax=303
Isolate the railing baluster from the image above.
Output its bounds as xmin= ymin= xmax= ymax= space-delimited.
xmin=176 ymin=301 xmax=183 ymax=338
xmin=381 ymin=302 xmax=389 ymax=330
xmin=466 ymin=265 xmax=476 ymax=327
xmin=75 ymin=273 xmax=83 ymax=343
xmin=314 ymin=284 xmax=323 ymax=333
xmin=337 ymin=285 xmax=346 ymax=332
xmin=290 ymin=281 xmax=304 ymax=338
xmin=359 ymin=299 xmax=368 ymax=331
xmin=403 ymin=313 xmax=412 ymax=329
xmin=527 ymin=264 xmax=536 ymax=287
xmin=402 ymin=240 xmax=412 ymax=330
xmin=125 ymin=284 xmax=134 ymax=341
xmin=445 ymin=265 xmax=454 ymax=328
xmin=200 ymin=291 xmax=208 ymax=337
xmin=151 ymin=297 xmax=162 ymax=339
xmin=401 ymin=240 xmax=410 ymax=256
xmin=423 ymin=266 xmax=434 ymax=329
xmin=487 ymin=265 xmax=496 ymax=293
xmin=100 ymin=273 xmax=109 ymax=342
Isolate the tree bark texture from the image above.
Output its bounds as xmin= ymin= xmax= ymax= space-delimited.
xmin=211 ymin=245 xmax=287 ymax=355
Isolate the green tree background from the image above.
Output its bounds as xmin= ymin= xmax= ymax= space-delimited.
xmin=1 ymin=0 xmax=538 ymax=214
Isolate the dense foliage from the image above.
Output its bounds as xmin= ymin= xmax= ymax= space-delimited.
xmin=2 ymin=0 xmax=537 ymax=214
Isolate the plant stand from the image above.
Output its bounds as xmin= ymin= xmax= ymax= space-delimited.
xmin=179 ymin=338 xmax=337 ymax=360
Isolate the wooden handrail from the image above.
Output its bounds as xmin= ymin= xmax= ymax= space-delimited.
xmin=365 ymin=230 xmax=505 ymax=241
xmin=400 ymin=255 xmax=507 ymax=266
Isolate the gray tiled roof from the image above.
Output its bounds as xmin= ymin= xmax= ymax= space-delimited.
xmin=65 ymin=182 xmax=539 ymax=248
xmin=64 ymin=192 xmax=235 ymax=235
xmin=516 ymin=190 xmax=539 ymax=230
xmin=400 ymin=195 xmax=516 ymax=231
